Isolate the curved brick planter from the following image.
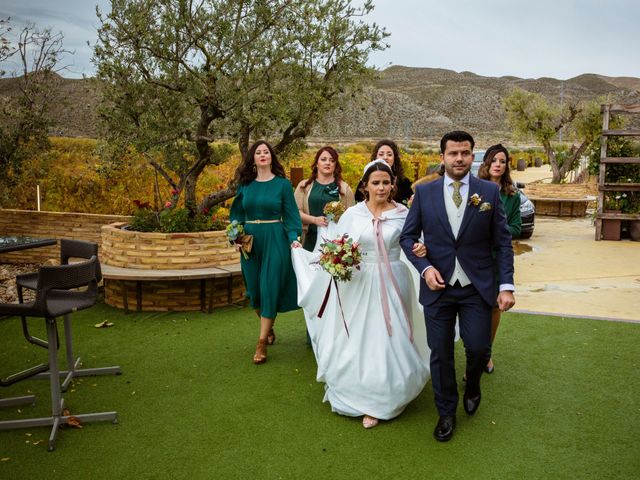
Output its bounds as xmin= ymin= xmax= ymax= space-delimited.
xmin=101 ymin=222 xmax=244 ymax=311
xmin=101 ymin=222 xmax=238 ymax=269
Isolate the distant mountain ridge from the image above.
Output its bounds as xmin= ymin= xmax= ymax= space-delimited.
xmin=2 ymin=66 xmax=639 ymax=143
xmin=316 ymin=66 xmax=640 ymax=143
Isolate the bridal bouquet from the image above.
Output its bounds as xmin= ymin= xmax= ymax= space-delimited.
xmin=225 ymin=220 xmax=251 ymax=260
xmin=316 ymin=234 xmax=361 ymax=336
xmin=318 ymin=234 xmax=362 ymax=282
xmin=323 ymin=201 xmax=346 ymax=223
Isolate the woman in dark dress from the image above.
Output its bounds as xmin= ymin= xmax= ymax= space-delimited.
xmin=478 ymin=144 xmax=521 ymax=374
xmin=230 ymin=141 xmax=302 ymax=364
xmin=294 ymin=146 xmax=355 ymax=251
xmin=355 ymin=140 xmax=413 ymax=204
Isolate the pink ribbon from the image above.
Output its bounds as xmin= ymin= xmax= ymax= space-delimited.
xmin=317 ymin=278 xmax=350 ymax=337
xmin=373 ymin=216 xmax=414 ymax=342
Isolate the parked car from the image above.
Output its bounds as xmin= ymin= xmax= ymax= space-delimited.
xmin=472 ymin=150 xmax=534 ymax=239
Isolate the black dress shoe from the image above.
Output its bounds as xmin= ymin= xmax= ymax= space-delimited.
xmin=485 ymin=360 xmax=494 ymax=374
xmin=463 ymin=391 xmax=481 ymax=416
xmin=433 ymin=415 xmax=456 ymax=442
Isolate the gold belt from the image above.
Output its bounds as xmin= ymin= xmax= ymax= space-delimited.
xmin=245 ymin=219 xmax=281 ymax=224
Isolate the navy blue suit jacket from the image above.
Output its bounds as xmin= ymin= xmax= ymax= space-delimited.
xmin=400 ymin=175 xmax=514 ymax=307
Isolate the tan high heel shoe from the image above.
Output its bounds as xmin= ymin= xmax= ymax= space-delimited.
xmin=253 ymin=338 xmax=268 ymax=364
xmin=267 ymin=328 xmax=276 ymax=345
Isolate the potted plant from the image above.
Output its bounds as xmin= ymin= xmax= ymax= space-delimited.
xmin=624 ymin=193 xmax=640 ymax=241
xmin=602 ymin=193 xmax=629 ymax=241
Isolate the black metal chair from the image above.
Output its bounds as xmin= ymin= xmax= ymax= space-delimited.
xmin=16 ymin=239 xmax=120 ymax=391
xmin=0 ymin=256 xmax=118 ymax=451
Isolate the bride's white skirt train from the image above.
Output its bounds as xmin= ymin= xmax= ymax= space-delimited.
xmin=292 ymin=234 xmax=431 ymax=420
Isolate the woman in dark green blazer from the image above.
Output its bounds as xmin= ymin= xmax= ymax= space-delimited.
xmin=478 ymin=144 xmax=521 ymax=374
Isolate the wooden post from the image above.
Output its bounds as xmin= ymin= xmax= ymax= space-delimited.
xmin=290 ymin=167 xmax=304 ymax=188
xmin=596 ymin=105 xmax=610 ymax=241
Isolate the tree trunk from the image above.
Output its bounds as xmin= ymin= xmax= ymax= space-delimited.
xmin=199 ymin=187 xmax=237 ymax=213
xmin=545 ymin=143 xmax=563 ymax=184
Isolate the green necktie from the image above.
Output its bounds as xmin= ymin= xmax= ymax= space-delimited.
xmin=452 ymin=181 xmax=462 ymax=208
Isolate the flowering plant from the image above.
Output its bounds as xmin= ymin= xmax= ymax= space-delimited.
xmin=468 ymin=193 xmax=482 ymax=207
xmin=605 ymin=193 xmax=630 ymax=211
xmin=318 ymin=234 xmax=362 ymax=282
xmin=323 ymin=201 xmax=346 ymax=223
xmin=225 ymin=220 xmax=250 ymax=259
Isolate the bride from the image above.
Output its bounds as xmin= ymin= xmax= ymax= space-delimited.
xmin=292 ymin=160 xmax=431 ymax=429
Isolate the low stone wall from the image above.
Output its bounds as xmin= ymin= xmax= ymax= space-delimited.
xmin=101 ymin=223 xmax=239 ymax=269
xmin=0 ymin=209 xmax=129 ymax=264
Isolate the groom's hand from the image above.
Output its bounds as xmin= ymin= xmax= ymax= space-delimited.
xmin=424 ymin=267 xmax=446 ymax=291
xmin=497 ymin=291 xmax=515 ymax=312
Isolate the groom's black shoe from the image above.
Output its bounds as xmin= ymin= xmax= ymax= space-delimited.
xmin=463 ymin=389 xmax=481 ymax=416
xmin=433 ymin=415 xmax=456 ymax=442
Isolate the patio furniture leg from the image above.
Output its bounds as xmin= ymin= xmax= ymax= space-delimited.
xmin=200 ymin=279 xmax=206 ymax=313
xmin=121 ymin=281 xmax=130 ymax=313
xmin=34 ymin=314 xmax=122 ymax=392
xmin=0 ymin=395 xmax=36 ymax=408
xmin=0 ymin=317 xmax=119 ymax=451
xmin=46 ymin=317 xmax=63 ymax=451
xmin=136 ymin=281 xmax=142 ymax=311
xmin=208 ymin=279 xmax=214 ymax=313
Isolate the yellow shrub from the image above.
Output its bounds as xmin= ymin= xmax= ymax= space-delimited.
xmin=5 ymin=138 xmax=444 ymax=215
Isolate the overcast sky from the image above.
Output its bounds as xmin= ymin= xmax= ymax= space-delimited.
xmin=1 ymin=0 xmax=639 ymax=80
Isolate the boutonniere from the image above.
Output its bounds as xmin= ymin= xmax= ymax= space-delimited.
xmin=479 ymin=202 xmax=492 ymax=212
xmin=468 ymin=193 xmax=482 ymax=207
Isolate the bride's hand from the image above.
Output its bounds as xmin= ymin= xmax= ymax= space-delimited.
xmin=412 ymin=242 xmax=427 ymax=257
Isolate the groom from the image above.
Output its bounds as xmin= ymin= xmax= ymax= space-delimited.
xmin=400 ymin=130 xmax=515 ymax=442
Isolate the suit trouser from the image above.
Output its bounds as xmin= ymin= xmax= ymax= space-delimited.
xmin=423 ymin=283 xmax=492 ymax=416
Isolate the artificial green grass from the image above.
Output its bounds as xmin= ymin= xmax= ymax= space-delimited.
xmin=0 ymin=304 xmax=638 ymax=479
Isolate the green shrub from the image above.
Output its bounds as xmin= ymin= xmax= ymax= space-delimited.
xmin=130 ymin=208 xmax=160 ymax=232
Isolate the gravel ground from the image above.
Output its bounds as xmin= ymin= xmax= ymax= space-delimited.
xmin=0 ymin=263 xmax=39 ymax=303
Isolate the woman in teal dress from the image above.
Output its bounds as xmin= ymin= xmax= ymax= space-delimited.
xmin=478 ymin=144 xmax=521 ymax=374
xmin=294 ymin=146 xmax=355 ymax=251
xmin=230 ymin=141 xmax=302 ymax=364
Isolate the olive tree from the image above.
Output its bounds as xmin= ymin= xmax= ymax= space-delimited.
xmin=0 ymin=19 xmax=69 ymax=195
xmin=93 ymin=0 xmax=388 ymax=213
xmin=503 ymin=88 xmax=602 ymax=183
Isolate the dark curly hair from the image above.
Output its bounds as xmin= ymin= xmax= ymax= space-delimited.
xmin=234 ymin=140 xmax=287 ymax=185
xmin=358 ymin=161 xmax=396 ymax=202
xmin=371 ymin=139 xmax=406 ymax=181
xmin=302 ymin=146 xmax=345 ymax=195
xmin=478 ymin=144 xmax=517 ymax=196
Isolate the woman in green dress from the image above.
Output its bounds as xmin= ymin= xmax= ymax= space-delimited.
xmin=294 ymin=146 xmax=355 ymax=251
xmin=230 ymin=141 xmax=302 ymax=364
xmin=478 ymin=144 xmax=521 ymax=374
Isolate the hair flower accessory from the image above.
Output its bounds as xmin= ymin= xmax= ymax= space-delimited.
xmin=468 ymin=193 xmax=482 ymax=207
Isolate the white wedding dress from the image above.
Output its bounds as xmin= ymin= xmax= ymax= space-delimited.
xmin=292 ymin=202 xmax=431 ymax=420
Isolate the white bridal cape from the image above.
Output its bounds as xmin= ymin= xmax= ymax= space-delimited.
xmin=291 ymin=202 xmax=431 ymax=420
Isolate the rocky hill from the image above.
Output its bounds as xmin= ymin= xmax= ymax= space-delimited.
xmin=2 ymin=66 xmax=639 ymax=143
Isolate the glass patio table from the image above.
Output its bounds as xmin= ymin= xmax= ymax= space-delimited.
xmin=0 ymin=235 xmax=57 ymax=253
